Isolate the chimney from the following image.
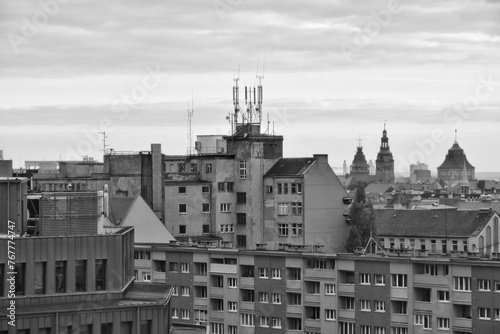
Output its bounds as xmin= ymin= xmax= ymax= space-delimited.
xmin=313 ymin=154 xmax=328 ymax=164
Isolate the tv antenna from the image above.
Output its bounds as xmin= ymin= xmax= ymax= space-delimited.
xmin=232 ymin=66 xmax=241 ymax=134
xmin=187 ymin=92 xmax=194 ymax=154
xmin=255 ymin=54 xmax=265 ymax=125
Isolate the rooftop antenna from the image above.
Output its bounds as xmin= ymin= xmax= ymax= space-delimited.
xmin=256 ymin=54 xmax=265 ymax=125
xmin=187 ymin=92 xmax=194 ymax=154
xmin=232 ymin=66 xmax=241 ymax=133
xmin=98 ymin=131 xmax=108 ymax=154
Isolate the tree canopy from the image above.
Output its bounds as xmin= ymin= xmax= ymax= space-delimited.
xmin=345 ymin=182 xmax=376 ymax=253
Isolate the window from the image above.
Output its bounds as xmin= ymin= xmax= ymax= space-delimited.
xmin=452 ymin=240 xmax=458 ymax=251
xmin=179 ymin=225 xmax=186 ymax=234
xmin=495 ymin=308 xmax=500 ymax=320
xmin=172 ymin=308 xmax=178 ymax=319
xmin=236 ymin=212 xmax=246 ymax=225
xmin=202 ymin=203 xmax=210 ymax=213
xmin=306 ymin=306 xmax=320 ymax=320
xmin=340 ymin=296 xmax=355 ymax=310
xmin=437 ymin=290 xmax=449 ymax=302
xmin=194 ymin=285 xmax=207 ymax=298
xmin=454 ymin=277 xmax=471 ymax=291
xmin=239 ymin=160 xmax=247 ymax=179
xmin=142 ymin=272 xmax=151 ymax=282
xmin=325 ymin=309 xmax=336 ymax=321
xmin=272 ymin=317 xmax=282 ymax=328
xmin=181 ymin=286 xmax=190 ymax=296
xmin=340 ymin=322 xmax=355 ymax=334
xmin=179 ymin=204 xmax=187 ymax=214
xmin=259 ymin=316 xmax=269 ymax=327
xmin=190 ymin=163 xmax=198 ymax=173
xmin=236 ymin=192 xmax=246 ymax=204
xmin=278 ymin=224 xmax=289 ymax=236
xmin=360 ymin=326 xmax=371 ymax=334
xmin=422 ymin=264 xmax=438 ymax=276
xmin=392 ymin=274 xmax=407 ymax=287
xmin=194 ymin=310 xmax=207 ymax=322
xmin=228 ymin=325 xmax=237 ymax=334
xmin=415 ymin=287 xmax=431 ymax=302
xmin=391 ymin=301 xmax=407 ymax=314
xmin=218 ymin=182 xmax=234 ymax=192
xmin=478 ymin=279 xmax=491 ymax=291
xmin=341 ymin=271 xmax=355 ymax=284
xmin=34 ymin=262 xmax=45 ymax=294
xmin=205 ymin=163 xmax=212 ymax=174
xmin=95 ymin=259 xmax=106 ymax=290
xmin=101 ymin=323 xmax=113 ymax=334
xmin=291 ymin=183 xmax=302 ymax=194
xmin=463 ymin=240 xmax=468 ymax=252
xmin=479 ymin=307 xmax=491 ymax=319
xmin=181 ymin=262 xmax=189 ymax=273
xmin=220 ymin=203 xmax=231 ymax=212
xmin=241 ymin=265 xmax=254 ymax=277
xmin=241 ymin=289 xmax=255 ymax=302
xmin=360 ymin=273 xmax=371 ymax=285
xmin=211 ymin=298 xmax=224 ymax=311
xmin=272 ymin=293 xmax=282 ymax=304
xmin=212 ymin=275 xmax=224 ymax=288
xmin=220 ymin=224 xmax=234 ymax=233
xmin=375 ymin=327 xmax=386 ymax=334
xmin=55 ymin=261 xmax=66 ymax=293
xmin=172 ymin=286 xmax=178 ymax=295
xmin=291 ymin=223 xmax=303 ymax=236
xmin=288 ymin=267 xmax=301 ymax=280
xmin=420 ymin=239 xmax=426 ymax=250
xmin=240 ymin=313 xmax=254 ymax=327
xmin=288 ymin=293 xmax=301 ymax=305
xmin=228 ymin=277 xmax=237 ymax=288
xmin=169 ymin=262 xmax=179 ymax=272
xmin=306 ymin=281 xmax=321 ymax=294
xmin=259 ymin=292 xmax=269 ymax=303
xmin=259 ymin=267 xmax=268 ymax=278
xmin=211 ymin=323 xmax=224 ymax=334
xmin=283 ymin=183 xmax=289 ymax=194
xmin=325 ymin=283 xmax=335 ymax=295
xmin=202 ymin=224 xmax=210 ymax=233
xmin=360 ymin=300 xmax=371 ymax=311
xmin=374 ymin=274 xmax=385 ymax=285
xmin=287 ymin=317 xmax=302 ymax=331
xmin=194 ymin=262 xmax=207 ymax=275
xmin=291 ymin=202 xmax=303 ymax=215
xmin=391 ymin=327 xmax=408 ymax=334
xmin=277 ymin=183 xmax=282 ymax=194
xmin=278 ymin=203 xmax=289 ymax=215
xmin=271 ymin=268 xmax=281 ymax=279
xmin=375 ymin=300 xmax=385 ymax=312
xmin=75 ymin=260 xmax=86 ymax=292
xmin=266 ymin=185 xmax=273 ymax=193
xmin=495 ymin=280 xmax=500 ymax=291
xmin=178 ymin=186 xmax=186 ymax=194
xmin=181 ymin=309 xmax=190 ymax=320
xmin=228 ymin=301 xmax=237 ymax=312
xmin=414 ymin=314 xmax=431 ymax=329
xmin=437 ymin=318 xmax=449 ymax=330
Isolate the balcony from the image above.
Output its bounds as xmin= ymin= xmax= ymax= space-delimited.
xmin=304 ymin=319 xmax=321 ymax=329
xmin=304 ymin=294 xmax=321 ymax=304
xmin=194 ymin=298 xmax=208 ymax=308
xmin=152 ymin=271 xmax=166 ymax=283
xmin=286 ymin=305 xmax=302 ymax=315
xmin=304 ymin=269 xmax=335 ymax=279
xmin=286 ymin=280 xmax=302 ymax=292
xmin=209 ymin=287 xmax=224 ymax=298
xmin=452 ymin=291 xmax=471 ymax=304
xmin=193 ymin=275 xmax=208 ymax=284
xmin=240 ymin=301 xmax=254 ymax=311
xmin=413 ymin=274 xmax=449 ymax=286
xmin=390 ymin=288 xmax=407 ymax=299
xmin=338 ymin=283 xmax=355 ymax=294
xmin=338 ymin=309 xmax=355 ymax=320
xmin=453 ymin=318 xmax=472 ymax=329
xmin=210 ymin=311 xmax=224 ymax=322
xmin=210 ymin=263 xmax=237 ymax=274
xmin=240 ymin=277 xmax=254 ymax=288
xmin=413 ymin=301 xmax=432 ymax=312
xmin=391 ymin=314 xmax=408 ymax=324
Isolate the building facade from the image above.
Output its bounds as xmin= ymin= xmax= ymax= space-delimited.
xmin=375 ymin=126 xmax=395 ymax=183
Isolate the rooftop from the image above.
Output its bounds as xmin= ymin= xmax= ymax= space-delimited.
xmin=265 ymin=157 xmax=315 ymax=176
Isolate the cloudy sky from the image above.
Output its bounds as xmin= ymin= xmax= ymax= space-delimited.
xmin=1 ymin=0 xmax=500 ymax=175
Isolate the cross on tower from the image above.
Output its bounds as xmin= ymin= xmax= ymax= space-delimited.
xmin=357 ymin=135 xmax=363 ymax=147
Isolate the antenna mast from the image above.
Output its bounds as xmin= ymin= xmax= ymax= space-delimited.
xmin=98 ymin=131 xmax=108 ymax=154
xmin=232 ymin=67 xmax=241 ymax=134
xmin=187 ymin=93 xmax=194 ymax=154
xmin=256 ymin=54 xmax=264 ymax=125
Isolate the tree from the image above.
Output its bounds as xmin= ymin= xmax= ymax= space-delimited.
xmin=345 ymin=182 xmax=376 ymax=252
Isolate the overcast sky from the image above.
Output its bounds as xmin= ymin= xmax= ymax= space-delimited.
xmin=1 ymin=0 xmax=500 ymax=175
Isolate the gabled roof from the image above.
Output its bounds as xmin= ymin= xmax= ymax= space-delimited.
xmin=455 ymin=201 xmax=500 ymax=215
xmin=375 ymin=209 xmax=495 ymax=238
xmin=265 ymin=158 xmax=315 ymax=177
xmin=109 ymin=195 xmax=175 ymax=244
xmin=365 ymin=183 xmax=395 ymax=195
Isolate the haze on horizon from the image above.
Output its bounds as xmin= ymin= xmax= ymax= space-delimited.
xmin=1 ymin=0 xmax=500 ymax=175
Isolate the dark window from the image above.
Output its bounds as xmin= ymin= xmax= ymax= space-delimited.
xmin=202 ymin=203 xmax=210 ymax=213
xmin=179 ymin=225 xmax=187 ymax=234
xmin=202 ymin=224 xmax=210 ymax=234
xmin=190 ymin=163 xmax=198 ymax=173
xmin=121 ymin=322 xmax=133 ymax=334
xmin=241 ymin=265 xmax=254 ymax=277
xmin=15 ymin=263 xmax=25 ymax=295
xmin=237 ymin=235 xmax=247 ymax=247
xmin=55 ymin=261 xmax=66 ymax=293
xmin=202 ymin=185 xmax=210 ymax=193
xmin=237 ymin=192 xmax=247 ymax=204
xmin=95 ymin=259 xmax=106 ymax=291
xmin=0 ymin=264 xmax=3 ymax=296
xmin=101 ymin=323 xmax=113 ymax=334
xmin=34 ymin=262 xmax=46 ymax=294
xmin=205 ymin=163 xmax=213 ymax=174
xmin=179 ymin=204 xmax=187 ymax=214
xmin=179 ymin=186 xmax=187 ymax=194
xmin=218 ymin=182 xmax=234 ymax=192
xmin=75 ymin=260 xmax=86 ymax=292
xmin=140 ymin=320 xmax=152 ymax=334
xmin=266 ymin=185 xmax=273 ymax=193
xmin=237 ymin=213 xmax=247 ymax=225
xmin=227 ymin=182 xmax=234 ymax=192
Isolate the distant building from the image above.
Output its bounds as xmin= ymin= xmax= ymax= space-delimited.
xmin=349 ymin=145 xmax=370 ymax=176
xmin=437 ymin=139 xmax=475 ymax=182
xmin=410 ymin=162 xmax=431 ymax=183
xmin=375 ymin=125 xmax=395 ymax=182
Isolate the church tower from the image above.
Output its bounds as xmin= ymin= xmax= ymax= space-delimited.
xmin=350 ymin=136 xmax=370 ymax=176
xmin=375 ymin=123 xmax=395 ymax=182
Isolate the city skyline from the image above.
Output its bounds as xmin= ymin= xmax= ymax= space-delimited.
xmin=1 ymin=0 xmax=500 ymax=173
